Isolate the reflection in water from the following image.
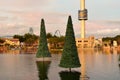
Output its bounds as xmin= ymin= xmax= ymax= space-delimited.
xmin=0 ymin=50 xmax=20 ymax=54
xmin=79 ymin=50 xmax=86 ymax=79
xmin=118 ymin=54 xmax=120 ymax=61
xmin=0 ymin=49 xmax=120 ymax=80
xmin=78 ymin=49 xmax=92 ymax=80
xmin=119 ymin=63 xmax=120 ymax=70
xmin=0 ymin=49 xmax=37 ymax=54
xmin=78 ymin=49 xmax=120 ymax=80
xmin=36 ymin=61 xmax=51 ymax=80
xmin=118 ymin=54 xmax=120 ymax=70
xmin=59 ymin=71 xmax=81 ymax=80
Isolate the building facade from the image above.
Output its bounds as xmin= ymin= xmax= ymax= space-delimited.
xmin=76 ymin=36 xmax=95 ymax=48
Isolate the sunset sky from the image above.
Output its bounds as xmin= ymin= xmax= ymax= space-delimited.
xmin=0 ymin=0 xmax=120 ymax=38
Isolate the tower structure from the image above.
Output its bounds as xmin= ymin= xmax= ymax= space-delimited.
xmin=29 ymin=27 xmax=34 ymax=35
xmin=78 ymin=0 xmax=88 ymax=38
xmin=76 ymin=0 xmax=95 ymax=48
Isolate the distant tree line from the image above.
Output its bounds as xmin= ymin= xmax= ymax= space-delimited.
xmin=0 ymin=39 xmax=5 ymax=43
xmin=47 ymin=33 xmax=65 ymax=49
xmin=102 ymin=35 xmax=120 ymax=45
xmin=47 ymin=33 xmax=65 ymax=42
xmin=13 ymin=33 xmax=65 ymax=47
xmin=13 ymin=33 xmax=39 ymax=45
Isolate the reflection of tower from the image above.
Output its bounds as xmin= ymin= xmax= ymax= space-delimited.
xmin=78 ymin=0 xmax=88 ymax=38
xmin=78 ymin=49 xmax=90 ymax=80
xmin=29 ymin=27 xmax=34 ymax=35
xmin=79 ymin=50 xmax=86 ymax=80
xmin=36 ymin=61 xmax=51 ymax=80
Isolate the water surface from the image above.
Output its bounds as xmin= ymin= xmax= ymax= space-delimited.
xmin=0 ymin=49 xmax=120 ymax=80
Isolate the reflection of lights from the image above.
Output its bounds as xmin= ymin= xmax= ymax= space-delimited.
xmin=78 ymin=49 xmax=120 ymax=79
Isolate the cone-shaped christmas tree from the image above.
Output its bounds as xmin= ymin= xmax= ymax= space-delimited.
xmin=36 ymin=19 xmax=51 ymax=61
xmin=59 ymin=16 xmax=81 ymax=70
xmin=36 ymin=61 xmax=51 ymax=80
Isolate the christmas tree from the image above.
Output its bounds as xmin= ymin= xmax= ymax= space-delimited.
xmin=36 ymin=19 xmax=51 ymax=61
xmin=59 ymin=16 xmax=81 ymax=71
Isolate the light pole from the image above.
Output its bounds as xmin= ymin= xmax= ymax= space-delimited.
xmin=78 ymin=0 xmax=88 ymax=38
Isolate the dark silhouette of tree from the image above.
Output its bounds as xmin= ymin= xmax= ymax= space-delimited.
xmin=59 ymin=16 xmax=81 ymax=71
xmin=13 ymin=35 xmax=25 ymax=42
xmin=46 ymin=33 xmax=52 ymax=39
xmin=0 ymin=38 xmax=5 ymax=43
xmin=13 ymin=34 xmax=38 ymax=44
xmin=102 ymin=35 xmax=120 ymax=45
xmin=114 ymin=35 xmax=120 ymax=45
xmin=23 ymin=33 xmax=38 ymax=46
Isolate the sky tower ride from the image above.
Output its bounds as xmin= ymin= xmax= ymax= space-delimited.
xmin=76 ymin=0 xmax=95 ymax=48
xmin=78 ymin=0 xmax=88 ymax=38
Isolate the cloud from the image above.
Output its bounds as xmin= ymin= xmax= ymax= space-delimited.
xmin=94 ymin=28 xmax=119 ymax=35
xmin=91 ymin=22 xmax=119 ymax=38
xmin=0 ymin=0 xmax=56 ymax=11
xmin=0 ymin=9 xmax=69 ymax=36
xmin=0 ymin=16 xmax=8 ymax=21
xmin=90 ymin=29 xmax=120 ymax=38
xmin=0 ymin=0 xmax=119 ymax=38
xmin=0 ymin=8 xmax=120 ymax=38
xmin=0 ymin=0 xmax=54 ymax=6
xmin=0 ymin=22 xmax=28 ymax=36
xmin=75 ymin=21 xmax=120 ymax=38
